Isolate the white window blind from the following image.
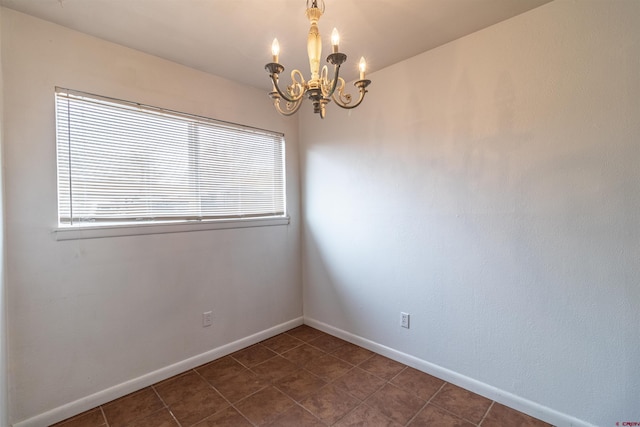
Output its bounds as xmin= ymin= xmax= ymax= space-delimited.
xmin=55 ymin=88 xmax=286 ymax=226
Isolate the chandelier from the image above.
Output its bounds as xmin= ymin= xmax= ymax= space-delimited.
xmin=265 ymin=0 xmax=371 ymax=119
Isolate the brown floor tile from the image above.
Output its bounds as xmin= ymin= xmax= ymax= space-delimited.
xmin=275 ymin=370 xmax=327 ymax=401
xmin=231 ymin=344 xmax=277 ymax=368
xmin=196 ymin=356 xmax=247 ymax=386
xmin=126 ymin=408 xmax=178 ymax=427
xmin=305 ymin=354 xmax=353 ymax=382
xmin=281 ymin=343 xmax=326 ymax=366
xmin=430 ymin=383 xmax=492 ymax=424
xmin=334 ymin=403 xmax=402 ymax=427
xmin=482 ymin=402 xmax=552 ymax=427
xmin=332 ymin=367 xmax=386 ymax=400
xmin=251 ymin=355 xmax=300 ymax=383
xmin=285 ymin=325 xmax=327 ymax=342
xmin=154 ymin=371 xmax=211 ymax=405
xmin=409 ymin=404 xmax=475 ymax=427
xmin=213 ymin=369 xmax=268 ymax=403
xmin=264 ymin=404 xmax=326 ymax=427
xmin=50 ymin=408 xmax=106 ymax=427
xmin=390 ymin=367 xmax=445 ymax=400
xmin=102 ymin=388 xmax=164 ymax=427
xmin=168 ymin=387 xmax=228 ymax=426
xmin=358 ymin=354 xmax=405 ymax=380
xmin=235 ymin=386 xmax=295 ymax=425
xmin=193 ymin=406 xmax=253 ymax=427
xmin=331 ymin=343 xmax=375 ymax=366
xmin=300 ymin=384 xmax=360 ymax=425
xmin=365 ymin=383 xmax=425 ymax=425
xmin=262 ymin=333 xmax=304 ymax=354
xmin=308 ymin=334 xmax=348 ymax=353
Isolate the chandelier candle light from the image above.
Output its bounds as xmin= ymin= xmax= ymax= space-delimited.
xmin=265 ymin=0 xmax=371 ymax=119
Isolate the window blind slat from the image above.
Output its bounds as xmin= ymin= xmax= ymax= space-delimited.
xmin=56 ymin=88 xmax=286 ymax=226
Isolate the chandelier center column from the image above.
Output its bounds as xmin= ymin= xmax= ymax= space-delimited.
xmin=306 ymin=6 xmax=323 ymax=86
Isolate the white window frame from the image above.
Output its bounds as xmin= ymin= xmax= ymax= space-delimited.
xmin=53 ymin=88 xmax=288 ymax=240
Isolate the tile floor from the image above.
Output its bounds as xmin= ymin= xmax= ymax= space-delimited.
xmin=52 ymin=325 xmax=552 ymax=427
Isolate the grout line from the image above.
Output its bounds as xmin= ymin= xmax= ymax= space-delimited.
xmin=403 ymin=399 xmax=429 ymax=426
xmin=403 ymin=381 xmax=447 ymax=426
xmin=99 ymin=406 xmax=109 ymax=427
xmin=388 ymin=365 xmax=409 ymax=383
xmin=478 ymin=400 xmax=495 ymax=426
xmin=189 ymin=368 xmax=258 ymax=427
xmin=426 ymin=383 xmax=487 ymax=426
xmin=167 ymin=409 xmax=182 ymax=427
xmin=233 ymin=406 xmax=259 ymax=427
xmin=205 ymin=372 xmax=260 ymax=427
xmin=150 ymin=383 xmax=183 ymax=427
xmin=291 ymin=401 xmax=329 ymax=426
xmin=229 ymin=343 xmax=277 ymax=369
xmin=203 ymin=398 xmax=258 ymax=427
xmin=191 ymin=368 xmax=239 ymax=407
xmin=150 ymin=383 xmax=168 ymax=408
xmin=429 ymin=381 xmax=448 ymax=403
xmin=330 ymin=402 xmax=362 ymax=426
xmin=427 ymin=402 xmax=482 ymax=427
xmin=191 ymin=368 xmax=213 ymax=387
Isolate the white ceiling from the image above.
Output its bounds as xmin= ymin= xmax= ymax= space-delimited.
xmin=1 ymin=0 xmax=551 ymax=91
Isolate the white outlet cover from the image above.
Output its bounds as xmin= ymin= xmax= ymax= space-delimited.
xmin=203 ymin=311 xmax=213 ymax=327
xmin=401 ymin=312 xmax=410 ymax=329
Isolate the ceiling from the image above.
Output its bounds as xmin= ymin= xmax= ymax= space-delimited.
xmin=1 ymin=0 xmax=551 ymax=91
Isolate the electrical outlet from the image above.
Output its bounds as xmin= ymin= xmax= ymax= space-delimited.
xmin=401 ymin=312 xmax=410 ymax=329
xmin=203 ymin=311 xmax=213 ymax=327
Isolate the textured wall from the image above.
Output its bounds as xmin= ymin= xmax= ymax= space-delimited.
xmin=2 ymin=9 xmax=301 ymax=424
xmin=300 ymin=1 xmax=640 ymax=425
xmin=0 ymin=6 xmax=8 ymax=427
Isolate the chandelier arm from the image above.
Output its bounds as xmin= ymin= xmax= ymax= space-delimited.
xmin=332 ymin=79 xmax=371 ymax=110
xmin=330 ymin=77 xmax=349 ymax=105
xmin=273 ymin=97 xmax=304 ymax=116
xmin=321 ymin=52 xmax=347 ymax=98
xmin=269 ymin=73 xmax=305 ymax=104
xmin=332 ymin=91 xmax=364 ymax=109
xmin=321 ymin=64 xmax=343 ymax=98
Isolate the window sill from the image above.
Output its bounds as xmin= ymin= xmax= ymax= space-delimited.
xmin=53 ymin=216 xmax=290 ymax=241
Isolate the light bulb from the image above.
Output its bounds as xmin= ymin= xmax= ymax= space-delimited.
xmin=359 ymin=57 xmax=366 ymax=80
xmin=331 ymin=28 xmax=340 ymax=53
xmin=271 ymin=38 xmax=280 ymax=63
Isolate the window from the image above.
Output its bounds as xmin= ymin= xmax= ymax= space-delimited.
xmin=55 ymin=88 xmax=286 ymax=230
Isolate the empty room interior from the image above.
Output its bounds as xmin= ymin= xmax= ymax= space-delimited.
xmin=0 ymin=0 xmax=639 ymax=426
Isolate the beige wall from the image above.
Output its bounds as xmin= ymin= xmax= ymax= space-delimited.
xmin=2 ymin=9 xmax=301 ymax=425
xmin=0 ymin=5 xmax=8 ymax=427
xmin=300 ymin=1 xmax=640 ymax=426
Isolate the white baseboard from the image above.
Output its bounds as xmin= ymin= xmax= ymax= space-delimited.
xmin=14 ymin=317 xmax=303 ymax=427
xmin=304 ymin=317 xmax=595 ymax=427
